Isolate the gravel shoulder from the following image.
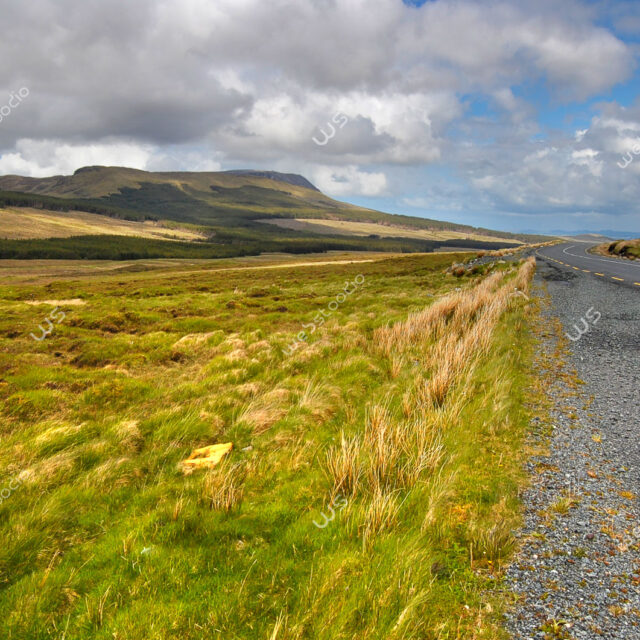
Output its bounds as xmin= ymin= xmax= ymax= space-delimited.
xmin=504 ymin=258 xmax=640 ymax=639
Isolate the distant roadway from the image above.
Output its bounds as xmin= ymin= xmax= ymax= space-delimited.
xmin=536 ymin=242 xmax=640 ymax=291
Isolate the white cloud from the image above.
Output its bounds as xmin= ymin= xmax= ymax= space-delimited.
xmin=311 ymin=165 xmax=388 ymax=197
xmin=0 ymin=139 xmax=153 ymax=177
xmin=0 ymin=0 xmax=637 ymax=231
xmin=457 ymin=105 xmax=640 ymax=217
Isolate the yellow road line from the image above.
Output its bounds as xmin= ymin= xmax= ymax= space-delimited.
xmin=595 ymin=273 xmax=604 ymax=276
xmin=612 ymin=277 xmax=624 ymax=281
xmin=634 ymin=282 xmax=640 ymax=286
xmin=573 ymin=266 xmax=580 ymax=270
xmin=582 ymin=269 xmax=590 ymax=273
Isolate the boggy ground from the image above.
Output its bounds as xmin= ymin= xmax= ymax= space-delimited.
xmin=1 ymin=251 xmax=537 ymax=639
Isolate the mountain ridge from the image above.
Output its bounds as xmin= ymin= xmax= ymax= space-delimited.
xmin=0 ymin=166 xmax=549 ymax=244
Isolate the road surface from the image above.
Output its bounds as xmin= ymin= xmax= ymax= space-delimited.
xmin=506 ymin=247 xmax=640 ymax=637
xmin=536 ymin=242 xmax=640 ymax=290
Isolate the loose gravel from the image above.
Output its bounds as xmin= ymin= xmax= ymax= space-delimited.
xmin=504 ymin=258 xmax=640 ymax=639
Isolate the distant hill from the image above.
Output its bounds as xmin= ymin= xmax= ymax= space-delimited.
xmin=565 ymin=233 xmax=614 ymax=242
xmin=548 ymin=229 xmax=639 ymax=240
xmin=0 ymin=166 xmax=550 ymax=259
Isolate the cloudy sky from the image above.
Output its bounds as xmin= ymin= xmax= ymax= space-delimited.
xmin=0 ymin=0 xmax=639 ymax=233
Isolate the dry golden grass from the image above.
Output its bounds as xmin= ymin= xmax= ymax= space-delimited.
xmin=0 ymin=207 xmax=205 ymax=241
xmin=373 ymin=271 xmax=507 ymax=357
xmin=594 ymin=238 xmax=640 ymax=259
xmin=326 ymin=433 xmax=362 ymax=498
xmin=28 ymin=450 xmax=78 ymax=487
xmin=202 ymin=461 xmax=245 ymax=511
xmin=389 ymin=354 xmax=405 ymax=379
xmin=514 ymin=256 xmax=536 ymax=292
xmin=363 ymin=404 xmax=404 ymax=492
xmin=327 ymin=401 xmax=445 ymax=503
xmin=238 ymin=392 xmax=289 ymax=434
xmin=236 ymin=382 xmax=262 ymax=398
xmin=402 ymin=417 xmax=444 ymax=486
xmin=361 ymin=489 xmax=400 ymax=546
xmin=24 ymin=298 xmax=86 ymax=306
xmin=226 ymin=348 xmax=248 ymax=362
xmin=172 ymin=331 xmax=219 ymax=348
xmin=247 ymin=339 xmax=271 ymax=354
xmin=422 ymin=361 xmax=457 ymax=407
xmin=336 ymin=258 xmax=536 ymax=564
xmin=341 ymin=260 xmax=533 ymax=496
xmin=82 ymin=457 xmax=132 ymax=489
xmin=422 ymin=469 xmax=457 ymax=531
xmin=297 ymin=379 xmax=336 ymax=421
xmin=258 ymin=217 xmax=523 ymax=245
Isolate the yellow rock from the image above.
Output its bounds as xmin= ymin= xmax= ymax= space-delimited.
xmin=181 ymin=443 xmax=233 ymax=471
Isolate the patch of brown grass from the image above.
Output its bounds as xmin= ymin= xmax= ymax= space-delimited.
xmin=361 ymin=488 xmax=400 ymax=546
xmin=513 ymin=256 xmax=536 ymax=292
xmin=326 ymin=433 xmax=362 ymax=498
xmin=238 ymin=393 xmax=288 ymax=434
xmin=297 ymin=379 xmax=336 ymax=421
xmin=202 ymin=461 xmax=245 ymax=511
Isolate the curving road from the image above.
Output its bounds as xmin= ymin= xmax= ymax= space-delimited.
xmin=506 ymin=242 xmax=640 ymax=637
xmin=536 ymin=242 xmax=640 ymax=290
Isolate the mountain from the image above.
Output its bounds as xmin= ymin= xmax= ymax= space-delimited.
xmin=222 ymin=170 xmax=320 ymax=191
xmin=547 ymin=229 xmax=640 ymax=240
xmin=0 ymin=166 xmax=550 ymax=259
xmin=564 ymin=233 xmax=615 ymax=242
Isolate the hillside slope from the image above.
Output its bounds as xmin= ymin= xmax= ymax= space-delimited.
xmin=0 ymin=166 xmax=546 ymax=242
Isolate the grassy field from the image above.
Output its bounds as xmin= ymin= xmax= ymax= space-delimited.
xmin=0 ymin=252 xmax=393 ymax=286
xmin=257 ymin=218 xmax=523 ymax=245
xmin=0 ymin=207 xmax=205 ymax=241
xmin=0 ymin=251 xmax=538 ymax=639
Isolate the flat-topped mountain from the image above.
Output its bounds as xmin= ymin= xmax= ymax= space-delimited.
xmin=0 ymin=165 xmax=544 ymax=242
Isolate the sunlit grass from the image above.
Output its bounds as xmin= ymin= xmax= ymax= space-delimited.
xmin=0 ymin=252 xmax=538 ymax=639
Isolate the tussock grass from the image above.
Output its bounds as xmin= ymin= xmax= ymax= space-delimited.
xmin=202 ymin=461 xmax=246 ymax=511
xmin=361 ymin=488 xmax=400 ymax=546
xmin=514 ymin=256 xmax=536 ymax=292
xmin=0 ymin=251 xmax=539 ymax=639
xmin=326 ymin=433 xmax=362 ymax=498
xmin=594 ymin=238 xmax=640 ymax=260
xmin=237 ymin=389 xmax=289 ymax=434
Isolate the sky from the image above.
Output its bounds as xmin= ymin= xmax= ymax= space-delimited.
xmin=0 ymin=0 xmax=639 ymax=234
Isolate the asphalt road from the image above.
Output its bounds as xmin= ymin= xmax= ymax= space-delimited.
xmin=506 ymin=245 xmax=640 ymax=638
xmin=536 ymin=242 xmax=640 ymax=290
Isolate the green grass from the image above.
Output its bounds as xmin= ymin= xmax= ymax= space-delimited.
xmin=0 ymin=252 xmax=539 ymax=639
